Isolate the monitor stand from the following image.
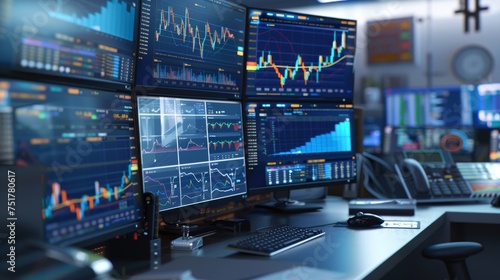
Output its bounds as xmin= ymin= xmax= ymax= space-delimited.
xmin=257 ymin=190 xmax=323 ymax=213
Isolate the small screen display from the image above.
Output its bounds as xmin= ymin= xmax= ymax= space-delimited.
xmin=404 ymin=150 xmax=444 ymax=163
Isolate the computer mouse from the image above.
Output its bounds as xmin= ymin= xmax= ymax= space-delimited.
xmin=491 ymin=196 xmax=500 ymax=207
xmin=347 ymin=212 xmax=385 ymax=227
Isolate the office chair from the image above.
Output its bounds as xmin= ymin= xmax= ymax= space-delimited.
xmin=422 ymin=241 xmax=483 ymax=280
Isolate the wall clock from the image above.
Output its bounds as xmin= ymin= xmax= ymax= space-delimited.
xmin=452 ymin=45 xmax=493 ymax=83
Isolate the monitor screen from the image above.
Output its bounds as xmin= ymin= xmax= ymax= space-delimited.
xmin=135 ymin=0 xmax=246 ymax=99
xmin=474 ymin=83 xmax=500 ymax=128
xmin=386 ymin=127 xmax=475 ymax=156
xmin=383 ymin=85 xmax=475 ymax=160
xmin=136 ymin=96 xmax=247 ymax=214
xmin=244 ymin=8 xmax=356 ymax=101
xmin=244 ymin=101 xmax=357 ymax=195
xmin=0 ymin=0 xmax=139 ymax=91
xmin=0 ymin=78 xmax=143 ymax=246
xmin=384 ymin=85 xmax=473 ymax=128
xmin=489 ymin=129 xmax=500 ymax=161
xmin=363 ymin=124 xmax=382 ymax=154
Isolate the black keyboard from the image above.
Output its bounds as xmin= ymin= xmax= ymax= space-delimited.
xmin=227 ymin=225 xmax=325 ymax=256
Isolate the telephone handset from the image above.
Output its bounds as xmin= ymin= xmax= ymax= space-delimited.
xmin=395 ymin=158 xmax=431 ymax=199
xmin=393 ymin=150 xmax=474 ymax=203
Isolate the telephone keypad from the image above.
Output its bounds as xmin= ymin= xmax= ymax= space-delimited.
xmin=424 ymin=164 xmax=472 ymax=198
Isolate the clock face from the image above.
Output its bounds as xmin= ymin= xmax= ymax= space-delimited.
xmin=452 ymin=45 xmax=493 ymax=83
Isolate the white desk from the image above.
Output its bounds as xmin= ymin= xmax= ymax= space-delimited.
xmin=131 ymin=197 xmax=500 ymax=280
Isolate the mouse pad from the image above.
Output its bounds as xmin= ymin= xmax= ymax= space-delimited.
xmin=334 ymin=220 xmax=420 ymax=229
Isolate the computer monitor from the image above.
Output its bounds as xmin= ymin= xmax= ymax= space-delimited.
xmin=383 ymin=85 xmax=475 ymax=160
xmin=244 ymin=101 xmax=357 ymax=211
xmin=134 ymin=0 xmax=246 ymax=99
xmin=473 ymin=83 xmax=500 ymax=128
xmin=0 ymin=0 xmax=139 ymax=91
xmin=136 ymin=95 xmax=247 ymax=221
xmin=384 ymin=85 xmax=473 ymax=128
xmin=385 ymin=127 xmax=475 ymax=156
xmin=0 ymin=78 xmax=143 ymax=247
xmin=361 ymin=106 xmax=383 ymax=154
xmin=363 ymin=124 xmax=382 ymax=154
xmin=244 ymin=8 xmax=357 ymax=102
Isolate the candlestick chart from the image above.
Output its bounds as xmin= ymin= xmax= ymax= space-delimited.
xmin=245 ymin=9 xmax=356 ymax=100
xmin=43 ymin=163 xmax=138 ymax=222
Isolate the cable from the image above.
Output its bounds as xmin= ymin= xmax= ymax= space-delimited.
xmin=360 ymin=153 xmax=396 ymax=199
xmin=362 ymin=152 xmax=395 ymax=171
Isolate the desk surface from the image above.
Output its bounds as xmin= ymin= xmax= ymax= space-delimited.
xmin=131 ymin=197 xmax=500 ymax=280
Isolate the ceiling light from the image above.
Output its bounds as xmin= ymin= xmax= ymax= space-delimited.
xmin=318 ymin=0 xmax=347 ymax=3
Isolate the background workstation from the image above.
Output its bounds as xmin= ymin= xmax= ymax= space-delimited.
xmin=1 ymin=0 xmax=500 ymax=279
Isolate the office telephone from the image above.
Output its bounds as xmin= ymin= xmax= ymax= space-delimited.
xmin=362 ymin=150 xmax=478 ymax=203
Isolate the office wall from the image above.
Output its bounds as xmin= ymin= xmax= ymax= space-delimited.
xmin=281 ymin=0 xmax=499 ymax=101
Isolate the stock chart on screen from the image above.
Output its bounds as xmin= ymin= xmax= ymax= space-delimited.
xmin=135 ymin=0 xmax=246 ymax=98
xmin=245 ymin=101 xmax=357 ymax=191
xmin=0 ymin=0 xmax=139 ymax=89
xmin=244 ymin=9 xmax=356 ymax=101
xmin=0 ymin=78 xmax=142 ymax=246
xmin=137 ymin=96 xmax=247 ymax=212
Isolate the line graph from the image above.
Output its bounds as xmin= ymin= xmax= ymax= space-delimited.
xmin=210 ymin=159 xmax=246 ymax=199
xmin=156 ymin=5 xmax=236 ymax=59
xmin=143 ymin=167 xmax=180 ymax=211
xmin=175 ymin=99 xmax=206 ymax=115
xmin=180 ymin=164 xmax=210 ymax=205
xmin=179 ymin=116 xmax=207 ymax=135
xmin=139 ymin=115 xmax=179 ymax=168
xmin=143 ymin=0 xmax=245 ymax=93
xmin=209 ymin=139 xmax=242 ymax=152
xmin=138 ymin=97 xmax=175 ymax=114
